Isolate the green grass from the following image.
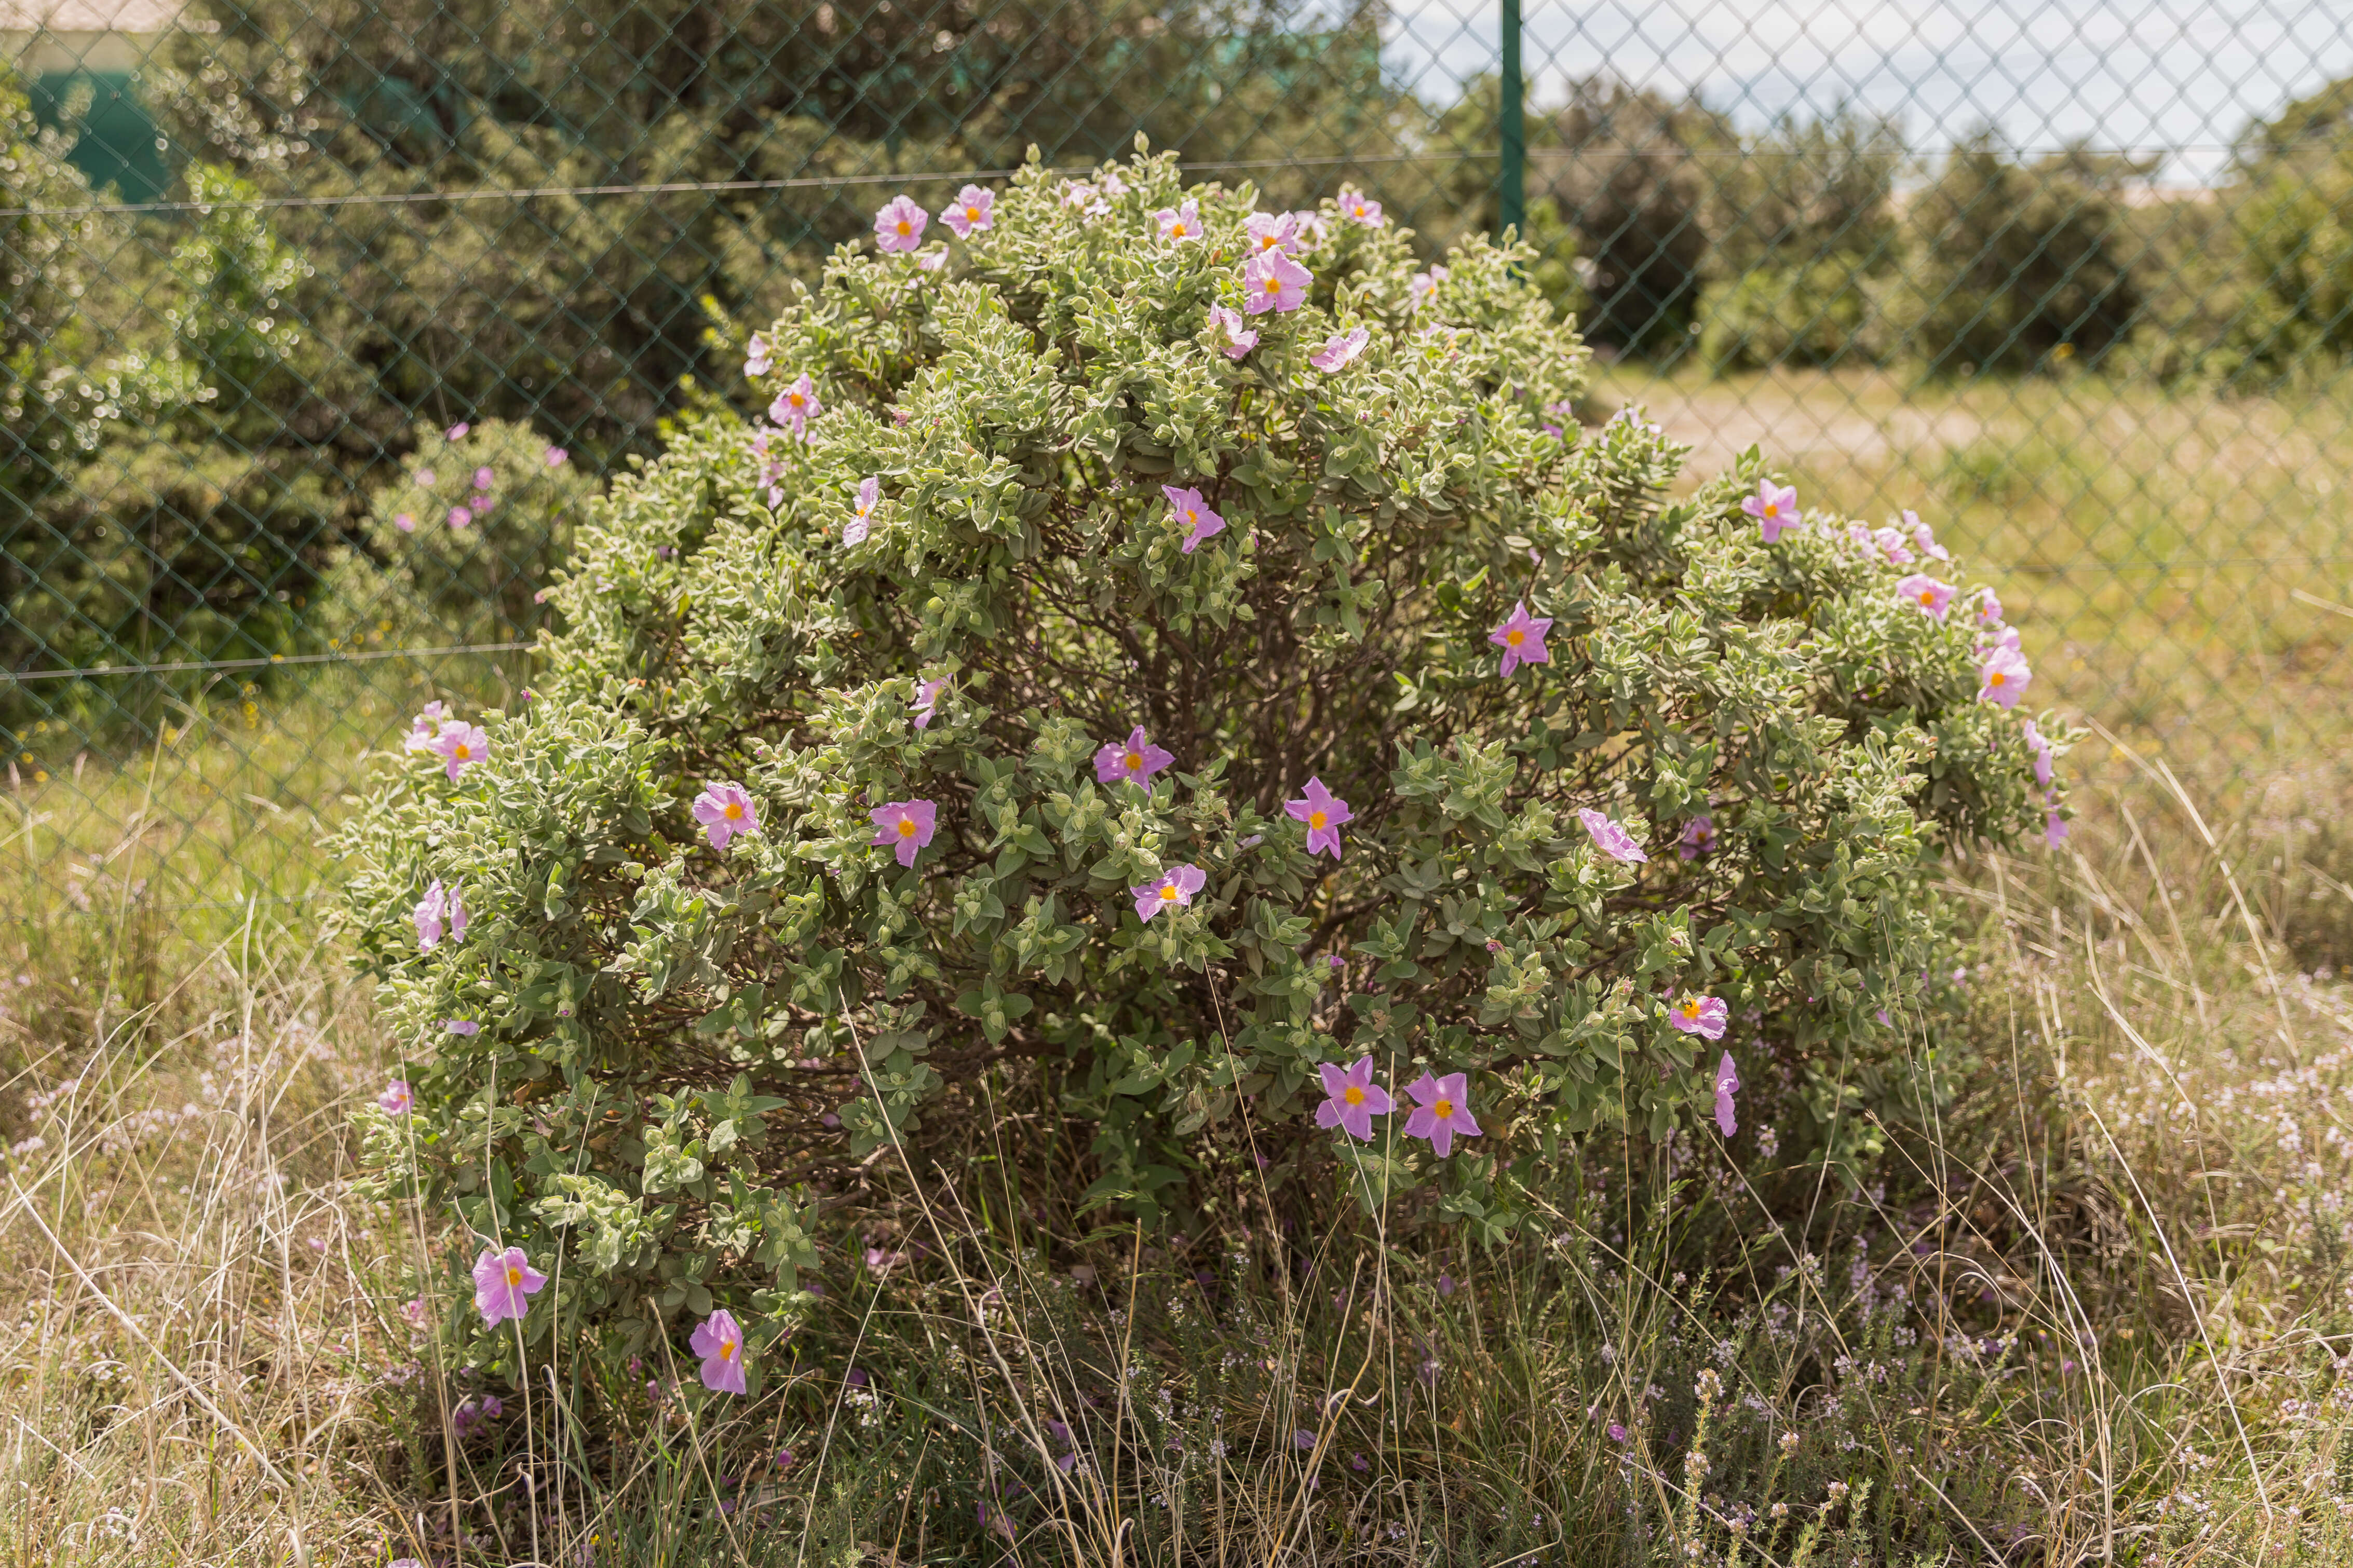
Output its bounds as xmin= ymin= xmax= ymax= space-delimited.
xmin=1594 ymin=363 xmax=2353 ymax=778
xmin=9 ymin=371 xmax=2353 ymax=1563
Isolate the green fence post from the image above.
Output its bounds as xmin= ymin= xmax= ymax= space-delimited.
xmin=1498 ymin=0 xmax=1524 ymax=239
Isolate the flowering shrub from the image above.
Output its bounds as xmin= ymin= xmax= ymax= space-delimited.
xmin=330 ymin=418 xmax=594 ymax=644
xmin=341 ymin=147 xmax=2066 ymax=1374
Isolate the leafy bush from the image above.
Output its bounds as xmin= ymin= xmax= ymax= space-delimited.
xmin=341 ymin=148 xmax=2065 ymax=1384
xmin=329 ymin=418 xmax=598 ymax=646
xmin=1697 ymin=254 xmax=1886 ymax=371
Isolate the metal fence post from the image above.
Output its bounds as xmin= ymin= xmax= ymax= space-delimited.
xmin=1498 ymin=0 xmax=1524 ymax=239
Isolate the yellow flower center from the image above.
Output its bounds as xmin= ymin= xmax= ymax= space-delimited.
xmin=1262 ymin=276 xmax=1281 ymax=295
xmin=790 ymin=393 xmax=804 ymax=407
xmin=1309 ymin=810 xmax=1328 ymax=829
xmin=897 ymin=818 xmax=917 ymax=837
xmin=965 ymin=206 xmax=981 ymax=221
xmin=725 ymin=802 xmax=743 ymax=820
xmin=505 ymin=1266 xmax=522 ymax=1287
xmin=1432 ymin=1100 xmax=1453 ymax=1120
xmin=1990 ymin=671 xmax=2007 ymax=686
xmin=1506 ymin=629 xmax=1523 ymax=646
xmin=721 ymin=1341 xmax=736 ymax=1360
xmin=1919 ymin=590 xmax=1937 ymax=606
xmin=896 ymin=220 xmax=911 ymax=235
xmin=1343 ymin=1085 xmax=1364 ymax=1106
xmin=1125 ymin=752 xmax=1143 ymax=772
xmin=1764 ymin=503 xmax=1779 ymax=517
xmin=453 ymin=743 xmax=471 ymax=760
xmin=1682 ymin=999 xmax=1700 ymax=1019
xmin=1159 ymin=882 xmax=1179 ymax=901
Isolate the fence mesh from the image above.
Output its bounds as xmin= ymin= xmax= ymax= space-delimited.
xmin=6 ymin=0 xmax=2353 ymax=923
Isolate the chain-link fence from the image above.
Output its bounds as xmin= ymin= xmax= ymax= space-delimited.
xmin=6 ymin=0 xmax=2353 ymax=925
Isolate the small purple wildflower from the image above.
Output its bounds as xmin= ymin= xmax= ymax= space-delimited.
xmin=1314 ymin=1056 xmax=1391 ymax=1141
xmin=1669 ymin=993 xmax=1729 ymax=1040
xmin=873 ymin=195 xmax=927 ymax=252
xmin=1678 ymin=815 xmax=1716 ymax=860
xmin=447 ymin=505 xmax=472 ymax=529
xmin=912 ymin=677 xmax=946 ymax=730
xmin=1744 ymin=480 xmax=1798 ymax=542
xmin=1402 ymin=1072 xmax=1481 ymax=1157
xmin=471 ymin=1245 xmax=546 ymax=1327
xmin=1164 ymin=485 xmax=1225 ymax=553
xmin=691 ymin=1310 xmax=749 ymax=1396
xmin=1309 ymin=325 xmax=1369 ymax=372
xmin=1131 ymin=864 xmax=1206 ymax=922
xmin=378 ymin=1079 xmax=413 ymax=1115
xmin=941 ymin=184 xmax=994 ymax=237
xmin=1243 ymin=251 xmax=1311 ymax=315
xmin=1488 ymin=601 xmax=1551 ymax=676
xmin=868 ymin=800 xmax=939 ymax=868
xmin=1096 ymin=725 xmax=1175 ymax=789
xmin=1714 ymin=1051 xmax=1740 ymax=1137
xmin=444 ymin=1019 xmax=480 ymax=1036
xmin=1207 ymin=305 xmax=1258 ymax=358
xmin=1284 ymin=776 xmax=1354 ymax=860
xmin=1578 ymin=808 xmax=1647 ymax=864
xmin=692 ymin=781 xmax=760 ymax=850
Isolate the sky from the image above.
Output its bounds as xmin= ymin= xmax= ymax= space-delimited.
xmin=1381 ymin=0 xmax=2353 ymax=183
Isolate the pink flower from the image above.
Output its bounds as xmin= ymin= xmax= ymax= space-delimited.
xmin=2022 ymin=718 xmax=2055 ymax=787
xmin=1402 ymin=1071 xmax=1481 ymax=1157
xmin=545 ymin=446 xmax=567 ymax=466
xmin=1131 ymin=864 xmax=1206 ymax=922
xmin=444 ymin=1019 xmax=480 ymax=1036
xmin=447 ymin=505 xmax=473 ymax=529
xmin=473 ymin=467 xmax=495 ymax=492
xmin=1578 ymin=808 xmax=1647 ymax=864
xmin=1408 ymin=265 xmax=1448 ymax=308
xmin=845 ymin=476 xmax=880 ymax=546
xmin=413 ymin=878 xmax=452 ymax=950
xmin=1336 ymin=185 xmax=1384 ymax=226
xmin=1872 ymin=526 xmax=1915 ymax=565
xmin=403 ymin=702 xmax=448 ymax=753
xmin=1314 ymin=1056 xmax=1392 ymax=1141
xmin=1979 ymin=646 xmax=2031 ymax=708
xmin=1164 ymin=485 xmax=1226 ymax=553
xmin=1905 ymin=508 xmax=1949 ymax=561
xmin=446 ymin=423 xmax=469 ymax=440
xmin=1743 ymin=480 xmax=1798 ymax=542
xmin=1713 ymin=1052 xmax=1739 ymax=1137
xmin=1287 ymin=209 xmax=1331 ymax=247
xmin=873 ymin=195 xmax=928 ymax=252
xmin=414 ymin=468 xmax=436 ymax=487
xmin=691 ymin=1309 xmax=749 ymax=1396
xmin=1244 ymin=211 xmax=1297 ymax=256
xmin=912 ymin=677 xmax=946 ymax=730
xmin=1978 ymin=588 xmax=2005 ymax=624
xmin=2045 ymin=809 xmax=2070 ymax=848
xmin=1284 ymin=777 xmax=1354 ymax=860
xmin=1487 ymin=600 xmax=1552 ymax=676
xmin=1095 ymin=726 xmax=1175 ymax=789
xmin=1242 ymin=251 xmax=1311 ymax=315
xmin=770 ymin=374 xmax=821 ymax=435
xmin=1207 ymin=305 xmax=1257 ymax=359
xmin=1896 ymin=574 xmax=1956 ymax=619
xmin=1309 ymin=326 xmax=1370 ymax=373
xmin=378 ymin=1079 xmax=413 ymax=1115
xmin=471 ymin=1245 xmax=547 ymax=1328
xmin=745 ymin=331 xmax=772 ymax=377
xmin=868 ymin=799 xmax=939 ymax=868
xmin=693 ymin=781 xmax=760 ymax=850
xmin=401 ymin=1296 xmax=429 ymax=1331
xmin=1678 ymin=814 xmax=1716 ymax=860
xmin=941 ymin=184 xmax=994 ymax=237
xmin=394 ymin=512 xmax=415 ymax=531
xmin=431 ymin=722 xmax=489 ymax=780
xmin=1156 ymin=200 xmax=1201 ymax=242
xmin=1669 ymin=993 xmax=1728 ymax=1040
